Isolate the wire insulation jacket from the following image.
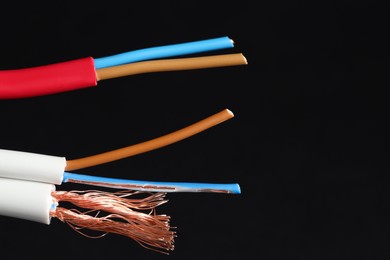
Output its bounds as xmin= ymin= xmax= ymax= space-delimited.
xmin=0 ymin=178 xmax=55 ymax=224
xmin=65 ymin=109 xmax=234 ymax=170
xmin=0 ymin=57 xmax=97 ymax=99
xmin=0 ymin=149 xmax=66 ymax=184
xmin=63 ymin=172 xmax=241 ymax=193
xmin=96 ymin=53 xmax=247 ymax=81
xmin=94 ymin=36 xmax=234 ymax=69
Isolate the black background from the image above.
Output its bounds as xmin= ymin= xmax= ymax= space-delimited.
xmin=0 ymin=1 xmax=388 ymax=259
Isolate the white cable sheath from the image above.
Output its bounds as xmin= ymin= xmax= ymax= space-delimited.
xmin=0 ymin=149 xmax=66 ymax=184
xmin=0 ymin=178 xmax=55 ymax=224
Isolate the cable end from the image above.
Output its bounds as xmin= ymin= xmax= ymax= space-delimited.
xmin=231 ymin=183 xmax=241 ymax=194
xmin=225 ymin=109 xmax=234 ymax=118
xmin=229 ymin=37 xmax=235 ymax=47
xmin=241 ymin=54 xmax=248 ymax=65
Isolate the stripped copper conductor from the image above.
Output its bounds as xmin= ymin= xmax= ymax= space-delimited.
xmin=51 ymin=190 xmax=176 ymax=254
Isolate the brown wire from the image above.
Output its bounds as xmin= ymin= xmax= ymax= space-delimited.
xmin=65 ymin=109 xmax=234 ymax=171
xmin=95 ymin=53 xmax=247 ymax=81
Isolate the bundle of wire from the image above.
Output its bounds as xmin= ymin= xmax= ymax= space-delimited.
xmin=0 ymin=108 xmax=240 ymax=254
xmin=0 ymin=36 xmax=247 ymax=99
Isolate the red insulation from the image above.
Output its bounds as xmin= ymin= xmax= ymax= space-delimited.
xmin=0 ymin=57 xmax=97 ymax=99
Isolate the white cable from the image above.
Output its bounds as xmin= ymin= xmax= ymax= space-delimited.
xmin=0 ymin=149 xmax=66 ymax=184
xmin=0 ymin=178 xmax=55 ymax=224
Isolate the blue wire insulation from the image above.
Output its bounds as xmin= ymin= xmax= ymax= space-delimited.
xmin=93 ymin=36 xmax=234 ymax=69
xmin=63 ymin=172 xmax=241 ymax=194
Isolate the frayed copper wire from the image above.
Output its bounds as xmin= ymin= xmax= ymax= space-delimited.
xmin=53 ymin=189 xmax=168 ymax=210
xmin=50 ymin=190 xmax=176 ymax=254
xmin=57 ymin=208 xmax=109 ymax=239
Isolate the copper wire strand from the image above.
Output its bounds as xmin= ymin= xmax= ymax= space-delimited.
xmin=51 ymin=190 xmax=175 ymax=254
xmin=95 ymin=53 xmax=247 ymax=81
xmin=65 ymin=108 xmax=234 ymax=170
xmin=52 ymin=207 xmax=175 ymax=254
xmin=60 ymin=208 xmax=109 ymax=239
xmin=53 ymin=190 xmax=169 ymax=211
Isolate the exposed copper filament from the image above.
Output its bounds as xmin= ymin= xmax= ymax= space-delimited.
xmin=53 ymin=190 xmax=169 ymax=210
xmin=51 ymin=190 xmax=175 ymax=254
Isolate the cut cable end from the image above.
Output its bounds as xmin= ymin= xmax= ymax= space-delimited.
xmin=228 ymin=37 xmax=235 ymax=47
xmin=241 ymin=54 xmax=248 ymax=65
xmin=225 ymin=109 xmax=234 ymax=118
xmin=231 ymin=183 xmax=241 ymax=194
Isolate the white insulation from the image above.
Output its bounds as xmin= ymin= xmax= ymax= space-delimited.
xmin=0 ymin=149 xmax=66 ymax=184
xmin=0 ymin=178 xmax=55 ymax=224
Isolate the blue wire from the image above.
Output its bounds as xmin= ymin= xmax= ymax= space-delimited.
xmin=93 ymin=36 xmax=234 ymax=69
xmin=63 ymin=172 xmax=241 ymax=194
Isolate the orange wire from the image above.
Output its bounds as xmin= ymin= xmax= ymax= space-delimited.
xmin=95 ymin=53 xmax=247 ymax=81
xmin=65 ymin=109 xmax=234 ymax=171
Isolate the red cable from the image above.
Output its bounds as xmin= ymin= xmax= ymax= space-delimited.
xmin=0 ymin=57 xmax=97 ymax=99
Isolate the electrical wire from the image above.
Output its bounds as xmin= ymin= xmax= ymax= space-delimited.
xmin=96 ymin=53 xmax=247 ymax=80
xmin=0 ymin=36 xmax=245 ymax=253
xmin=65 ymin=108 xmax=234 ymax=170
xmin=0 ymin=36 xmax=247 ymax=99
xmin=94 ymin=36 xmax=234 ymax=68
xmin=51 ymin=189 xmax=175 ymax=254
xmin=62 ymin=172 xmax=241 ymax=193
xmin=0 ymin=108 xmax=240 ymax=192
xmin=0 ymin=109 xmax=235 ymax=184
xmin=0 ymin=177 xmax=175 ymax=254
xmin=0 ymin=109 xmax=240 ymax=253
